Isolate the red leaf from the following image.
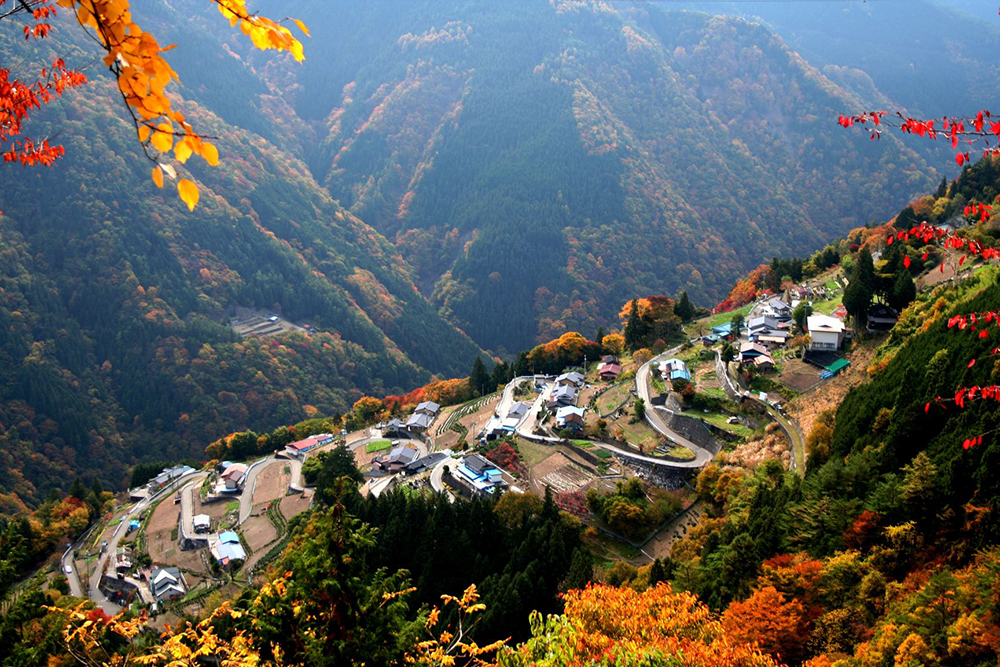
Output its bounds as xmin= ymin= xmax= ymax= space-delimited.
xmin=925 ymin=402 xmax=931 ymax=413
xmin=957 ymin=153 xmax=966 ymax=165
xmin=963 ymin=439 xmax=971 ymax=450
xmin=968 ymin=358 xmax=977 ymax=368
xmin=903 ymin=256 xmax=911 ymax=269
xmin=980 ymin=330 xmax=990 ymax=339
xmin=887 ymin=236 xmax=894 ymax=245
xmin=960 ymin=255 xmax=967 ymax=266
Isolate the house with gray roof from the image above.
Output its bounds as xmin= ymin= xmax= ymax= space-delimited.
xmin=405 ymin=411 xmax=434 ymax=432
xmin=414 ymin=401 xmax=441 ymax=416
xmin=150 ymin=566 xmax=186 ymax=602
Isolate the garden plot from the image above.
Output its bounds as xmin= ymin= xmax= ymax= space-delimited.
xmin=532 ymin=452 xmax=595 ymax=495
xmin=145 ymin=495 xmax=204 ymax=572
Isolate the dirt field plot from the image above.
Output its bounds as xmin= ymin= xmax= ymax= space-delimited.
xmin=145 ymin=497 xmax=205 ymax=572
xmin=531 ymin=452 xmax=595 ymax=495
xmin=639 ymin=500 xmax=705 ymax=563
xmin=352 ymin=447 xmax=382 ymax=469
xmin=241 ymin=514 xmax=277 ymax=555
xmin=777 ymin=358 xmax=822 ymax=393
xmin=280 ymin=492 xmax=311 ymax=522
xmin=251 ymin=462 xmax=289 ymax=507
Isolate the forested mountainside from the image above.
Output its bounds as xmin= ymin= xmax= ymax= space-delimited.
xmin=189 ymin=0 xmax=939 ymax=353
xmin=667 ymin=0 xmax=1000 ymax=120
xmin=0 ymin=10 xmax=483 ymax=508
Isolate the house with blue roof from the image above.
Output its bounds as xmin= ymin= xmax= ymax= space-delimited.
xmin=455 ymin=453 xmax=507 ymax=496
xmin=658 ymin=358 xmax=691 ymax=383
xmin=210 ymin=531 xmax=247 ymax=568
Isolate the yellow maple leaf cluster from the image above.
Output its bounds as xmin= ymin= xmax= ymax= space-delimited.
xmin=57 ymin=0 xmax=306 ymax=210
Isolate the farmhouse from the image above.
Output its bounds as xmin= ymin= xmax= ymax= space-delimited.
xmin=193 ymin=514 xmax=211 ymax=534
xmin=150 ymin=566 xmax=186 ymax=602
xmin=556 ymin=371 xmax=586 ymax=387
xmin=597 ymin=361 xmax=623 ymax=381
xmin=148 ymin=465 xmax=194 ymax=490
xmin=285 ymin=433 xmax=335 ymax=458
xmin=556 ymin=406 xmax=586 ymax=433
xmin=405 ymin=411 xmax=434 ymax=432
xmin=455 ymin=454 xmax=507 ymax=495
xmin=210 ymin=531 xmax=247 ymax=568
xmin=383 ymin=418 xmax=408 ymax=438
xmin=807 ymin=314 xmax=846 ymax=351
xmin=547 ymin=384 xmax=578 ymax=408
xmin=373 ymin=444 xmax=420 ymax=473
xmin=658 ymin=358 xmax=691 ymax=382
xmin=507 ymin=402 xmax=530 ymax=419
xmin=867 ymin=303 xmax=899 ymax=332
xmin=219 ymin=462 xmax=247 ymax=491
xmin=414 ymin=401 xmax=441 ymax=416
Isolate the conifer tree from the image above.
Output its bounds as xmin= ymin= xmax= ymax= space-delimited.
xmin=470 ymin=356 xmax=491 ymax=397
xmin=624 ymin=300 xmax=643 ymax=350
xmin=675 ymin=291 xmax=695 ymax=321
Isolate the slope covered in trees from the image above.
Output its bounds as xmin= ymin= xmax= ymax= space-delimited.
xmin=0 ymin=7 xmax=483 ymax=507
xmin=204 ymin=0 xmax=939 ymax=353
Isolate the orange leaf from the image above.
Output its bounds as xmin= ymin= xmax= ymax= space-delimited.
xmin=178 ymin=179 xmax=199 ymax=211
xmin=152 ymin=166 xmax=164 ymax=189
xmin=293 ymin=18 xmax=310 ymax=37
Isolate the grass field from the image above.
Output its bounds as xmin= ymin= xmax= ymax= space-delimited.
xmin=693 ymin=411 xmax=755 ymax=438
xmin=365 ymin=439 xmax=392 ymax=454
xmin=516 ymin=438 xmax=555 ymax=470
xmin=701 ymin=303 xmax=754 ymax=330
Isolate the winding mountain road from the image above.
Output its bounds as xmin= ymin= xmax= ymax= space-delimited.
xmin=634 ymin=351 xmax=715 ymax=468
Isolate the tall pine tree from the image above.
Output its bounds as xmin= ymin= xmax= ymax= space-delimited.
xmin=469 ymin=356 xmax=491 ymax=397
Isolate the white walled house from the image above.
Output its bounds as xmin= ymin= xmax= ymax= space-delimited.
xmin=807 ymin=314 xmax=845 ymax=351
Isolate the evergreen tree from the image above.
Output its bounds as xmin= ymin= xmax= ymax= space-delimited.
xmin=648 ymin=558 xmax=666 ymax=586
xmin=313 ymin=445 xmax=365 ymax=506
xmin=469 ymin=356 xmax=491 ymax=397
xmin=844 ymin=248 xmax=876 ymax=329
xmin=891 ymin=269 xmax=917 ymax=311
xmin=894 ymin=205 xmax=919 ymax=230
xmin=490 ymin=361 xmax=510 ymax=390
xmin=730 ymin=311 xmax=746 ymax=337
xmin=624 ymin=299 xmax=643 ymax=351
xmin=68 ymin=477 xmax=87 ymax=501
xmin=935 ymin=176 xmax=948 ymax=199
xmin=564 ymin=548 xmax=593 ymax=590
xmin=90 ymin=477 xmax=103 ymax=498
xmin=675 ymin=291 xmax=695 ymax=322
xmin=595 ymin=326 xmax=605 ymax=350
xmin=792 ymin=303 xmax=813 ymax=332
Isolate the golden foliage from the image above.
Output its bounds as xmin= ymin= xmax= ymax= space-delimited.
xmin=48 ymin=0 xmax=307 ymax=208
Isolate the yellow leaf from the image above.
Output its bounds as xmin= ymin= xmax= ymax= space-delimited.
xmin=138 ymin=125 xmax=151 ymax=143
xmin=174 ymin=139 xmax=193 ymax=164
xmin=202 ymin=142 xmax=219 ymax=166
xmin=151 ymin=131 xmax=173 ymax=153
xmin=178 ymin=179 xmax=199 ymax=211
xmin=152 ymin=166 xmax=164 ymax=189
xmin=293 ymin=19 xmax=310 ymax=37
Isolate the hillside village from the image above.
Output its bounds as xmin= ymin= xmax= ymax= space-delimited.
xmin=62 ymin=245 xmax=985 ymax=625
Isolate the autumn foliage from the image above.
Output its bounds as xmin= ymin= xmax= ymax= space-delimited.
xmin=501 ymin=583 xmax=780 ymax=666
xmin=0 ymin=0 xmax=307 ymax=209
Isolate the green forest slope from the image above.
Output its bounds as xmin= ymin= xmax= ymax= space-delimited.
xmin=0 ymin=11 xmax=483 ymax=507
xmin=211 ymin=0 xmax=939 ymax=353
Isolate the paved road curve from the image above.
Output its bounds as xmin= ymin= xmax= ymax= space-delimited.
xmin=634 ymin=350 xmax=715 ymax=468
xmin=64 ymin=470 xmax=201 ymax=613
